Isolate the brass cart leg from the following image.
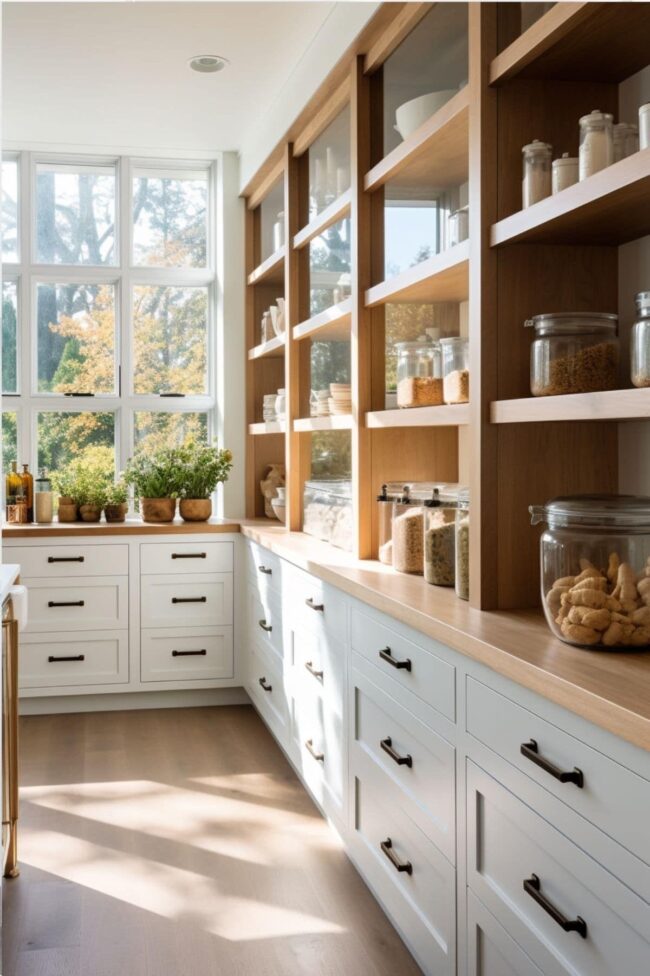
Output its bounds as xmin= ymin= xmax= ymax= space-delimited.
xmin=3 ymin=616 xmax=19 ymax=879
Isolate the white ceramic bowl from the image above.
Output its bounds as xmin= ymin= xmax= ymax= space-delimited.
xmin=395 ymin=89 xmax=457 ymax=140
xmin=271 ymin=499 xmax=286 ymax=523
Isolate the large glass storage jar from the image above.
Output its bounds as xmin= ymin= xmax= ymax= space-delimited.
xmin=440 ymin=336 xmax=469 ymax=403
xmin=378 ymin=483 xmax=407 ymax=565
xmin=396 ymin=339 xmax=442 ymax=408
xmin=579 ymin=110 xmax=613 ymax=180
xmin=522 ymin=140 xmax=552 ymax=208
xmin=530 ymin=495 xmax=650 ymax=649
xmin=423 ymin=487 xmax=464 ymax=586
xmin=527 ymin=312 xmax=619 ymax=396
xmin=392 ymin=499 xmax=425 ymax=575
xmin=455 ymin=493 xmax=470 ymax=600
xmin=631 ymin=292 xmax=650 ymax=388
xmin=303 ymin=480 xmax=353 ymax=551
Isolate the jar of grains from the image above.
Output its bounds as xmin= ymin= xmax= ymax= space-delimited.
xmin=522 ymin=140 xmax=552 ymax=208
xmin=579 ymin=110 xmax=613 ymax=180
xmin=527 ymin=312 xmax=619 ymax=396
xmin=396 ymin=339 xmax=443 ymax=408
xmin=440 ymin=337 xmax=469 ymax=403
xmin=377 ymin=484 xmax=410 ymax=565
xmin=423 ymin=487 xmax=464 ymax=587
xmin=631 ymin=292 xmax=650 ymax=388
xmin=392 ymin=497 xmax=425 ymax=575
xmin=455 ymin=493 xmax=470 ymax=601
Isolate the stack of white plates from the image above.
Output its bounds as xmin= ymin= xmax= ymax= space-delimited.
xmin=328 ymin=383 xmax=352 ymax=415
xmin=313 ymin=390 xmax=331 ymax=417
xmin=263 ymin=393 xmax=277 ymax=422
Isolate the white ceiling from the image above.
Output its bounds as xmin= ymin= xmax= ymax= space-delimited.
xmin=2 ymin=1 xmax=368 ymax=157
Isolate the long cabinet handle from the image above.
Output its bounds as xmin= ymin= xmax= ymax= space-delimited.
xmin=258 ymin=565 xmax=272 ymax=575
xmin=380 ymin=838 xmax=412 ymax=875
xmin=48 ymin=654 xmax=85 ymax=663
xmin=380 ymin=736 xmax=412 ymax=768
xmin=48 ymin=600 xmax=84 ymax=608
xmin=523 ymin=874 xmax=587 ymax=939
xmin=304 ymin=660 xmax=324 ymax=680
xmin=521 ymin=739 xmax=584 ymax=788
xmin=48 ymin=556 xmax=84 ymax=563
xmin=258 ymin=619 xmax=272 ymax=633
xmin=379 ymin=646 xmax=411 ymax=672
xmin=171 ymin=552 xmax=206 ymax=559
xmin=172 ymin=596 xmax=207 ymax=604
xmin=258 ymin=677 xmax=272 ymax=692
xmin=172 ymin=649 xmax=207 ymax=657
xmin=305 ymin=597 xmax=324 ymax=612
xmin=305 ymin=739 xmax=324 ymax=762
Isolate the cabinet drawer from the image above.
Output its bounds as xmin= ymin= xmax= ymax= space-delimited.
xmin=11 ymin=543 xmax=128 ymax=578
xmin=291 ymin=677 xmax=345 ymax=822
xmin=141 ymin=574 xmax=233 ymax=628
xmin=282 ymin=563 xmax=347 ymax=644
xmin=247 ymin=642 xmax=289 ymax=743
xmin=467 ymin=762 xmax=650 ymax=976
xmin=468 ymin=892 xmax=544 ymax=976
xmin=24 ymin=577 xmax=128 ymax=632
xmin=141 ymin=541 xmax=233 ymax=575
xmin=467 ymin=677 xmax=650 ymax=870
xmin=351 ymin=665 xmax=455 ymax=863
xmin=20 ymin=631 xmax=128 ymax=688
xmin=141 ymin=628 xmax=233 ymax=683
xmin=247 ymin=582 xmax=284 ymax=665
xmin=351 ymin=770 xmax=455 ymax=976
xmin=351 ymin=607 xmax=455 ymax=724
xmin=245 ymin=541 xmax=281 ymax=591
xmin=287 ymin=625 xmax=345 ymax=713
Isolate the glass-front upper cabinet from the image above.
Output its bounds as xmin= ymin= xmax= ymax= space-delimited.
xmin=308 ymin=106 xmax=351 ymax=220
xmin=258 ymin=177 xmax=285 ymax=263
xmin=382 ymin=4 xmax=468 ymax=158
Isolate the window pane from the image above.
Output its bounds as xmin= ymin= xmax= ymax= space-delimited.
xmin=132 ymin=285 xmax=207 ymax=395
xmin=134 ymin=412 xmax=208 ymax=456
xmin=2 ymin=280 xmax=18 ymax=394
xmin=132 ymin=171 xmax=208 ymax=268
xmin=36 ymin=163 xmax=116 ymax=265
xmin=2 ymin=412 xmax=18 ymax=480
xmin=2 ymin=160 xmax=19 ymax=263
xmin=309 ymin=217 xmax=351 ymax=316
xmin=37 ymin=411 xmax=115 ymax=480
xmin=37 ymin=282 xmax=116 ymax=394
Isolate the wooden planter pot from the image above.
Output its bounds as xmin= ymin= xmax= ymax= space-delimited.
xmin=79 ymin=504 xmax=102 ymax=523
xmin=179 ymin=498 xmax=212 ymax=522
xmin=141 ymin=497 xmax=176 ymax=523
xmin=57 ymin=496 xmax=78 ymax=523
xmin=105 ymin=503 xmax=128 ymax=523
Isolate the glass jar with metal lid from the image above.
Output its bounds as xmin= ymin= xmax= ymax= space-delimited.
xmin=522 ymin=140 xmax=552 ymax=208
xmin=423 ymin=486 xmax=466 ymax=587
xmin=530 ymin=495 xmax=650 ymax=649
xmin=395 ymin=339 xmax=442 ymax=408
xmin=631 ymin=292 xmax=650 ymax=388
xmin=526 ymin=312 xmax=619 ymax=396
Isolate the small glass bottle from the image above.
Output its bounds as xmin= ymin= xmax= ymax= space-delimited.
xmin=21 ymin=463 xmax=34 ymax=522
xmin=440 ymin=337 xmax=469 ymax=404
xmin=275 ymin=388 xmax=286 ymax=419
xmin=579 ymin=110 xmax=613 ymax=180
xmin=522 ymin=140 xmax=552 ymax=208
xmin=34 ymin=468 xmax=54 ymax=524
xmin=455 ymin=494 xmax=470 ymax=601
xmin=631 ymin=292 xmax=650 ymax=389
xmin=5 ymin=461 xmax=22 ymax=519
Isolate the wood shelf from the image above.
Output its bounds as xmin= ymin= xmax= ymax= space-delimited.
xmin=293 ymin=298 xmax=352 ymax=341
xmin=366 ymin=404 xmax=470 ymax=428
xmin=247 ymin=247 xmax=286 ymax=286
xmin=293 ymin=190 xmax=352 ymax=249
xmin=366 ymin=242 xmax=469 ymax=307
xmin=491 ymin=151 xmax=650 ymax=247
xmin=491 ymin=388 xmax=650 ymax=425
xmin=490 ymin=2 xmax=650 ymax=85
xmin=293 ymin=415 xmax=353 ymax=432
xmin=248 ymin=334 xmax=286 ymax=360
xmin=248 ymin=421 xmax=287 ymax=435
xmin=364 ymin=86 xmax=469 ymax=193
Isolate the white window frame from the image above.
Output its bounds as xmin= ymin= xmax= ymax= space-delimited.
xmin=2 ymin=150 xmax=218 ymax=479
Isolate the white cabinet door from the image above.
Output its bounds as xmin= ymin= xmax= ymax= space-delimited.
xmin=25 ymin=577 xmax=128 ymax=632
xmin=141 ymin=628 xmax=233 ymax=682
xmin=247 ymin=641 xmax=289 ymax=747
xmin=468 ymin=892 xmax=544 ymax=976
xmin=140 ymin=541 xmax=233 ymax=575
xmin=141 ymin=574 xmax=233 ymax=627
xmin=12 ymin=543 xmax=128 ymax=578
xmin=20 ymin=631 xmax=128 ymax=688
xmin=247 ymin=582 xmax=284 ymax=666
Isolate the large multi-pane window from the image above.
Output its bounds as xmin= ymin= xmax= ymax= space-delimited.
xmin=1 ymin=153 xmax=216 ymax=483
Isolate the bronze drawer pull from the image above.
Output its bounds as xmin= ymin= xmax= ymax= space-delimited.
xmin=258 ymin=619 xmax=273 ymax=633
xmin=379 ymin=646 xmax=412 ymax=671
xmin=172 ymin=596 xmax=207 ymax=604
xmin=380 ymin=736 xmax=412 ymax=768
xmin=305 ymin=597 xmax=324 ymax=612
xmin=305 ymin=661 xmax=324 ymax=680
xmin=258 ymin=677 xmax=272 ymax=692
xmin=171 ymin=552 xmax=206 ymax=559
xmin=48 ymin=556 xmax=84 ymax=563
xmin=172 ymin=649 xmax=207 ymax=657
xmin=523 ymin=874 xmax=587 ymax=939
xmin=258 ymin=565 xmax=273 ymax=575
xmin=48 ymin=654 xmax=85 ymax=663
xmin=305 ymin=739 xmax=324 ymax=762
xmin=521 ymin=739 xmax=584 ymax=788
xmin=380 ymin=838 xmax=412 ymax=875
xmin=48 ymin=600 xmax=84 ymax=608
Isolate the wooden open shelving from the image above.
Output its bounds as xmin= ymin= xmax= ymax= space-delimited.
xmin=247 ymin=246 xmax=285 ymax=287
xmin=248 ymin=334 xmax=285 ymax=360
xmin=293 ymin=298 xmax=352 ymax=341
xmin=294 ymin=415 xmax=353 ymax=432
xmin=249 ymin=421 xmax=287 ymax=435
xmin=367 ymin=404 xmax=470 ymax=428
xmin=366 ymin=241 xmax=469 ymax=306
xmin=491 ymin=389 xmax=650 ymax=425
xmin=293 ymin=190 xmax=352 ymax=249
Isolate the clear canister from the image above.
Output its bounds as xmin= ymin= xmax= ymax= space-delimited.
xmin=396 ymin=339 xmax=443 ymax=408
xmin=526 ymin=312 xmax=619 ymax=396
xmin=522 ymin=140 xmax=552 ymax=208
xmin=640 ymin=103 xmax=650 ymax=151
xmin=392 ymin=490 xmax=425 ymax=575
xmin=631 ymin=291 xmax=650 ymax=389
xmin=377 ymin=483 xmax=409 ymax=565
xmin=552 ymin=153 xmax=578 ymax=194
xmin=579 ymin=110 xmax=613 ymax=179
xmin=613 ymin=122 xmax=639 ymax=163
xmin=455 ymin=493 xmax=470 ymax=601
xmin=34 ymin=468 xmax=53 ymax=524
xmin=440 ymin=337 xmax=469 ymax=404
xmin=424 ymin=487 xmax=463 ymax=586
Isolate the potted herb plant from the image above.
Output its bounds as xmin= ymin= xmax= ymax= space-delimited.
xmin=124 ymin=450 xmax=179 ymax=523
xmin=76 ymin=470 xmax=110 ymax=523
xmin=176 ymin=440 xmax=233 ymax=522
xmin=52 ymin=468 xmax=78 ymax=523
xmin=104 ymin=476 xmax=129 ymax=523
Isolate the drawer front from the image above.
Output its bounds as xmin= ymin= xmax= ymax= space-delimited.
xmin=282 ymin=563 xmax=347 ymax=645
xmin=247 ymin=582 xmax=284 ymax=665
xmin=247 ymin=642 xmax=288 ymax=742
xmin=351 ymin=665 xmax=455 ymax=863
xmin=467 ymin=762 xmax=650 ymax=976
xmin=141 ymin=628 xmax=234 ymax=683
xmin=467 ymin=677 xmax=650 ymax=868
xmin=25 ymin=577 xmax=128 ymax=632
xmin=351 ymin=607 xmax=455 ymax=723
xmin=141 ymin=541 xmax=233 ymax=575
xmin=352 ymin=770 xmax=456 ymax=976
xmin=288 ymin=625 xmax=345 ymax=714
xmin=12 ymin=543 xmax=128 ymax=579
xmin=141 ymin=574 xmax=233 ymax=628
xmin=20 ymin=631 xmax=128 ymax=688
xmin=468 ymin=892 xmax=544 ymax=976
xmin=291 ymin=679 xmax=345 ymax=821
xmin=245 ymin=541 xmax=281 ymax=591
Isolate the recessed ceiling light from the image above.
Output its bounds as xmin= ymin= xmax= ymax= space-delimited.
xmin=188 ymin=55 xmax=229 ymax=74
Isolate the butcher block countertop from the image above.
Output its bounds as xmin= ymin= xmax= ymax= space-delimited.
xmin=2 ymin=518 xmax=241 ymax=538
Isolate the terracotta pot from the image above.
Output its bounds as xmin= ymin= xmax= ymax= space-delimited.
xmin=58 ymin=498 xmax=78 ymax=523
xmin=141 ymin=497 xmax=176 ymax=523
xmin=105 ymin=502 xmax=128 ymax=523
xmin=79 ymin=504 xmax=102 ymax=523
xmin=179 ymin=498 xmax=212 ymax=522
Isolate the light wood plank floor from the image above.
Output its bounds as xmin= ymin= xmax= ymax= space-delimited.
xmin=4 ymin=705 xmax=422 ymax=976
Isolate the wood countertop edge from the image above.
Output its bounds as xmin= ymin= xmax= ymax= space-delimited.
xmin=2 ymin=519 xmax=242 ymax=537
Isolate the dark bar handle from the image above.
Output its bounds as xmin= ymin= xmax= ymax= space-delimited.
xmin=258 ymin=677 xmax=272 ymax=692
xmin=521 ymin=739 xmax=584 ymax=788
xmin=380 ymin=838 xmax=412 ymax=875
xmin=305 ymin=739 xmax=324 ymax=762
xmin=64 ymin=392 xmax=94 ymax=397
xmin=523 ymin=874 xmax=587 ymax=939
xmin=172 ymin=596 xmax=207 ymax=604
xmin=305 ymin=597 xmax=324 ymax=612
xmin=380 ymin=736 xmax=413 ymax=768
xmin=305 ymin=661 xmax=324 ymax=680
xmin=159 ymin=392 xmax=185 ymax=398
xmin=48 ymin=600 xmax=84 ymax=608
xmin=379 ymin=646 xmax=412 ymax=672
xmin=258 ymin=619 xmax=272 ymax=633
xmin=172 ymin=649 xmax=207 ymax=657
xmin=258 ymin=565 xmax=273 ymax=575
xmin=171 ymin=552 xmax=206 ymax=560
xmin=48 ymin=654 xmax=85 ymax=663
xmin=48 ymin=556 xmax=84 ymax=563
